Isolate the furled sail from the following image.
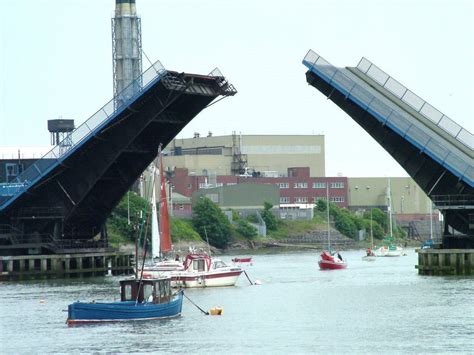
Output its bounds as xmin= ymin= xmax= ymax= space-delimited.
xmin=159 ymin=148 xmax=172 ymax=252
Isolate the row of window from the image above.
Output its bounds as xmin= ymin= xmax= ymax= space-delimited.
xmin=280 ymin=196 xmax=345 ymax=203
xmin=280 ymin=196 xmax=346 ymax=203
xmin=279 ymin=182 xmax=345 ymax=189
xmin=191 ymin=181 xmax=345 ymax=189
xmin=198 ymin=182 xmax=225 ymax=188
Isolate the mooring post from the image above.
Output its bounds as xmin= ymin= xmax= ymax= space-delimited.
xmin=7 ymin=259 xmax=13 ymax=273
xmin=41 ymin=258 xmax=47 ymax=273
xmin=19 ymin=259 xmax=25 ymax=272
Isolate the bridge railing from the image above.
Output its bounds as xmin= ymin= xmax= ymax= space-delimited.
xmin=303 ymin=50 xmax=473 ymax=187
xmin=0 ymin=61 xmax=167 ymax=209
xmin=432 ymin=194 xmax=474 ymax=207
xmin=356 ymin=57 xmax=473 ymax=150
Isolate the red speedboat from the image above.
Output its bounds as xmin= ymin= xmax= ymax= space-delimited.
xmin=318 ymin=251 xmax=347 ymax=270
xmin=232 ymin=257 xmax=252 ymax=263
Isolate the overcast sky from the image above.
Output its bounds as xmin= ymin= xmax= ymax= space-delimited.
xmin=0 ymin=0 xmax=472 ymax=177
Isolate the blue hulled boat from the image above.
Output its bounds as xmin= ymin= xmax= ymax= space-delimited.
xmin=67 ymin=277 xmax=183 ymax=325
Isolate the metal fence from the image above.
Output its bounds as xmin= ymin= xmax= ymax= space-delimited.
xmin=302 ymin=50 xmax=473 ymax=187
xmin=0 ymin=61 xmax=167 ymax=209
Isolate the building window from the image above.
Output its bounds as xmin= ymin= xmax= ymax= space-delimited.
xmin=179 ymin=204 xmax=184 ymax=210
xmin=280 ymin=197 xmax=290 ymax=203
xmin=312 ymin=182 xmax=326 ymax=189
xmin=278 ymin=183 xmax=289 ymax=189
xmin=330 ymin=182 xmax=345 ymax=189
xmin=294 ymin=182 xmax=307 ymax=189
xmin=330 ymin=196 xmax=345 ymax=202
xmin=187 ymin=184 xmax=192 ymax=189
xmin=295 ymin=197 xmax=308 ymax=203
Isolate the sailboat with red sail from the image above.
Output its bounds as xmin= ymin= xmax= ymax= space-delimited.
xmin=143 ymin=147 xmax=184 ymax=273
xmin=142 ymin=148 xmax=243 ymax=287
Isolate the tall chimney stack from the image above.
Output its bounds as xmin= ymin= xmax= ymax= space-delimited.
xmin=112 ymin=0 xmax=142 ymax=107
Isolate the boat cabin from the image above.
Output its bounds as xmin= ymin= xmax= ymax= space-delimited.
xmin=120 ymin=278 xmax=172 ymax=304
xmin=183 ymin=253 xmax=212 ymax=272
xmin=182 ymin=253 xmax=230 ymax=272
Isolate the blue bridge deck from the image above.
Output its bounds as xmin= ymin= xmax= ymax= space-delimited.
xmin=302 ymin=50 xmax=473 ymax=188
xmin=0 ymin=61 xmax=167 ymax=210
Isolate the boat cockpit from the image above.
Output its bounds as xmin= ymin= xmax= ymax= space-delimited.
xmin=120 ymin=278 xmax=172 ymax=304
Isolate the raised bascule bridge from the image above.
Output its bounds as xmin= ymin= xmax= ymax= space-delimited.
xmin=302 ymin=50 xmax=473 ymax=274
xmin=0 ymin=62 xmax=236 ymax=260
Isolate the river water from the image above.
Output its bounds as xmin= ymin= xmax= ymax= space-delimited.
xmin=1 ymin=249 xmax=473 ymax=354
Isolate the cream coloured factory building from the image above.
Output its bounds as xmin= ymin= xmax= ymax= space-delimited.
xmin=163 ymin=134 xmax=325 ymax=177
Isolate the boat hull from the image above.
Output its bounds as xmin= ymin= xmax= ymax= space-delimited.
xmin=375 ymin=245 xmax=403 ymax=257
xmin=318 ymin=250 xmax=347 ymax=270
xmin=232 ymin=257 xmax=252 ymax=263
xmin=67 ymin=292 xmax=183 ymax=325
xmin=171 ymin=270 xmax=243 ymax=288
xmin=318 ymin=259 xmax=347 ymax=270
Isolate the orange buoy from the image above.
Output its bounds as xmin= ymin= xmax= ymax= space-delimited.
xmin=209 ymin=307 xmax=223 ymax=316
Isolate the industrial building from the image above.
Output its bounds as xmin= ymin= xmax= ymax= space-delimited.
xmin=348 ymin=177 xmax=434 ymax=215
xmin=169 ymin=167 xmax=348 ymax=207
xmin=164 ymin=133 xmax=325 ymax=177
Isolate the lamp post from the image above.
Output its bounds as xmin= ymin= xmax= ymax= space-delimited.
xmin=429 ymin=200 xmax=433 ymax=240
xmin=127 ymin=190 xmax=130 ymax=225
xmin=326 ymin=183 xmax=330 ymax=250
xmin=387 ymin=178 xmax=393 ymax=239
xmin=366 ymin=186 xmax=373 ymax=247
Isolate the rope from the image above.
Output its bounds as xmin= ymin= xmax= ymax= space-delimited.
xmin=182 ymin=291 xmax=209 ymax=315
xmin=243 ymin=270 xmax=254 ymax=285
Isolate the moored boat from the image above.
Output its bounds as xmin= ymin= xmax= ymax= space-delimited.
xmin=144 ymin=253 xmax=243 ymax=288
xmin=67 ymin=277 xmax=183 ymax=325
xmin=374 ymin=244 xmax=403 ymax=257
xmin=142 ymin=148 xmax=184 ymax=274
xmin=317 ymin=187 xmax=347 ymax=270
xmin=362 ymin=247 xmax=377 ymax=261
xmin=232 ymin=257 xmax=252 ymax=263
xmin=318 ymin=250 xmax=347 ymax=270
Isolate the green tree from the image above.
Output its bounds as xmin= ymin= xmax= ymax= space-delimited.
xmin=192 ymin=197 xmax=232 ymax=248
xmin=236 ymin=219 xmax=258 ymax=239
xmin=107 ymin=191 xmax=149 ymax=244
xmin=332 ymin=207 xmax=357 ymax=238
xmin=365 ymin=208 xmax=388 ymax=233
xmin=261 ymin=201 xmax=277 ymax=231
xmin=170 ymin=217 xmax=202 ymax=241
xmin=316 ymin=198 xmax=327 ymax=212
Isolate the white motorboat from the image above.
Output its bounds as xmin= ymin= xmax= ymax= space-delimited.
xmin=144 ymin=253 xmax=243 ymax=288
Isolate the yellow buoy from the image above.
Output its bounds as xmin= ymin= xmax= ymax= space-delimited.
xmin=209 ymin=307 xmax=223 ymax=316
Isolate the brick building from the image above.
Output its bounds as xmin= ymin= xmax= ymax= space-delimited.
xmin=169 ymin=167 xmax=348 ymax=208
